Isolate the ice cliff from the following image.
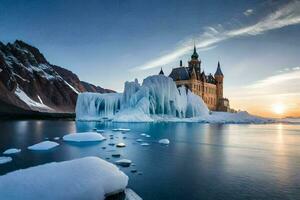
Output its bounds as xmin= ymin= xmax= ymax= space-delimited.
xmin=76 ymin=75 xmax=209 ymax=121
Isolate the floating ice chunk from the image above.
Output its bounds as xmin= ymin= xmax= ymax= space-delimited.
xmin=115 ymin=159 xmax=132 ymax=167
xmin=136 ymin=139 xmax=143 ymax=142
xmin=140 ymin=133 xmax=146 ymax=136
xmin=53 ymin=137 xmax=60 ymax=140
xmin=0 ymin=157 xmax=128 ymax=200
xmin=145 ymin=134 xmax=151 ymax=138
xmin=140 ymin=143 xmax=150 ymax=146
xmin=112 ymin=128 xmax=131 ymax=132
xmin=28 ymin=141 xmax=59 ymax=151
xmin=116 ymin=143 xmax=126 ymax=148
xmin=159 ymin=139 xmax=170 ymax=145
xmin=3 ymin=148 xmax=21 ymax=155
xmin=63 ymin=132 xmax=105 ymax=142
xmin=112 ymin=153 xmax=121 ymax=157
xmin=0 ymin=156 xmax=12 ymax=164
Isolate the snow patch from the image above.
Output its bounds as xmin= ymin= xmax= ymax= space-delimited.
xmin=15 ymin=86 xmax=52 ymax=111
xmin=64 ymin=80 xmax=80 ymax=94
xmin=0 ymin=157 xmax=128 ymax=200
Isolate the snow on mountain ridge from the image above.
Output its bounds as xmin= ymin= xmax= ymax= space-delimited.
xmin=0 ymin=40 xmax=114 ymax=114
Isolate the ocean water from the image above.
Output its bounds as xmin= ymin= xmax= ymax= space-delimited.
xmin=0 ymin=120 xmax=300 ymax=200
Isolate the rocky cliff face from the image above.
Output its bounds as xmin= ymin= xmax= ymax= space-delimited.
xmin=0 ymin=40 xmax=114 ymax=114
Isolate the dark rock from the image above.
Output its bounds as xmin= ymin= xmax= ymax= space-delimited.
xmin=0 ymin=40 xmax=115 ymax=115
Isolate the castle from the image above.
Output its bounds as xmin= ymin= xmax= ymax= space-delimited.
xmin=159 ymin=45 xmax=230 ymax=111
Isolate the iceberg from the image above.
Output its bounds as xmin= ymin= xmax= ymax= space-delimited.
xmin=0 ymin=157 xmax=128 ymax=200
xmin=63 ymin=132 xmax=106 ymax=142
xmin=76 ymin=75 xmax=209 ymax=121
xmin=75 ymin=75 xmax=273 ymax=123
xmin=28 ymin=141 xmax=59 ymax=151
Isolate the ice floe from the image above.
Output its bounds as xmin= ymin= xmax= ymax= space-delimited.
xmin=63 ymin=132 xmax=105 ymax=142
xmin=0 ymin=157 xmax=128 ymax=200
xmin=116 ymin=143 xmax=126 ymax=148
xmin=28 ymin=141 xmax=59 ymax=151
xmin=0 ymin=156 xmax=12 ymax=164
xmin=3 ymin=148 xmax=21 ymax=155
xmin=115 ymin=159 xmax=132 ymax=167
xmin=140 ymin=142 xmax=150 ymax=146
xmin=159 ymin=139 xmax=170 ymax=145
xmin=112 ymin=128 xmax=131 ymax=132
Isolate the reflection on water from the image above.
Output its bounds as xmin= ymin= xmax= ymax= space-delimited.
xmin=0 ymin=120 xmax=300 ymax=200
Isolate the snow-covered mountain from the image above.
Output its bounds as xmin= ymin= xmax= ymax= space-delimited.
xmin=0 ymin=40 xmax=114 ymax=114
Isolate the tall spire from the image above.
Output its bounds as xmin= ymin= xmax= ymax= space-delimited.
xmin=191 ymin=43 xmax=199 ymax=60
xmin=214 ymin=61 xmax=223 ymax=76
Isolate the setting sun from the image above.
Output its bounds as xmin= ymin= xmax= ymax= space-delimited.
xmin=272 ymin=103 xmax=285 ymax=115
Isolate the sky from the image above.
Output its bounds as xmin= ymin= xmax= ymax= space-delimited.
xmin=1 ymin=0 xmax=300 ymax=117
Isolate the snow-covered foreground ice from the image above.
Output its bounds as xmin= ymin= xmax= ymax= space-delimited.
xmin=0 ymin=157 xmax=128 ymax=200
xmin=75 ymin=75 xmax=274 ymax=124
xmin=28 ymin=141 xmax=59 ymax=151
xmin=0 ymin=156 xmax=12 ymax=164
xmin=63 ymin=132 xmax=106 ymax=142
xmin=3 ymin=148 xmax=21 ymax=155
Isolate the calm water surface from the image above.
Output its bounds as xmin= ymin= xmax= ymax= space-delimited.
xmin=0 ymin=120 xmax=300 ymax=200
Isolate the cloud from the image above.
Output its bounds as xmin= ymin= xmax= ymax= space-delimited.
xmin=243 ymin=9 xmax=254 ymax=16
xmin=133 ymin=1 xmax=300 ymax=71
xmin=228 ymin=67 xmax=300 ymax=99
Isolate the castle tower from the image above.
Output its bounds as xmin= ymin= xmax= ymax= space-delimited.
xmin=214 ymin=61 xmax=224 ymax=102
xmin=188 ymin=45 xmax=201 ymax=79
